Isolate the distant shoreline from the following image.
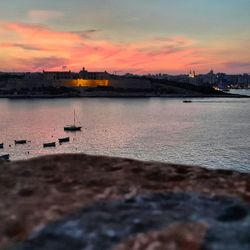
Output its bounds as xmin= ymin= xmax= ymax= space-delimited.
xmin=0 ymin=93 xmax=249 ymax=99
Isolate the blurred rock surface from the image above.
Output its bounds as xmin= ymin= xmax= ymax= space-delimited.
xmin=1 ymin=154 xmax=250 ymax=249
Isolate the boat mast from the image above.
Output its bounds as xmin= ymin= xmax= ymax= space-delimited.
xmin=74 ymin=110 xmax=75 ymax=126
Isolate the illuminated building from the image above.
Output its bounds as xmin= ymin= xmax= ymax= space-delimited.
xmin=79 ymin=67 xmax=110 ymax=80
xmin=188 ymin=69 xmax=196 ymax=78
xmin=63 ymin=79 xmax=110 ymax=88
xmin=43 ymin=67 xmax=152 ymax=89
xmin=43 ymin=68 xmax=111 ymax=88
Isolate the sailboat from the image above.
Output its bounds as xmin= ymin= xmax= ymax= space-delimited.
xmin=64 ymin=110 xmax=82 ymax=131
xmin=43 ymin=142 xmax=56 ymax=148
xmin=15 ymin=140 xmax=27 ymax=144
xmin=58 ymin=137 xmax=70 ymax=143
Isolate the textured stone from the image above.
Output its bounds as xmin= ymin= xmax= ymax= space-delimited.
xmin=9 ymin=193 xmax=250 ymax=250
xmin=1 ymin=154 xmax=250 ymax=249
xmin=115 ymin=223 xmax=207 ymax=250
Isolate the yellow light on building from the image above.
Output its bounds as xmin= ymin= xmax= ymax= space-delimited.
xmin=65 ymin=79 xmax=110 ymax=88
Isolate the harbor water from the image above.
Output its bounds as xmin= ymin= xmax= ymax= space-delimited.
xmin=0 ymin=93 xmax=249 ymax=172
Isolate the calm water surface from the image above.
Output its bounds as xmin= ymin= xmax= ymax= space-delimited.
xmin=229 ymin=89 xmax=250 ymax=96
xmin=0 ymin=94 xmax=249 ymax=172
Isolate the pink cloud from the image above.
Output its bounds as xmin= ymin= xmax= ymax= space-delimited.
xmin=1 ymin=22 xmax=82 ymax=45
xmin=0 ymin=21 xmax=248 ymax=74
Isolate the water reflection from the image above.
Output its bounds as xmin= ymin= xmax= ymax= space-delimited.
xmin=0 ymin=97 xmax=249 ymax=171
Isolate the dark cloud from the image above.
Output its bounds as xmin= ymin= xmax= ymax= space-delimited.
xmin=71 ymin=29 xmax=99 ymax=38
xmin=188 ymin=60 xmax=207 ymax=66
xmin=0 ymin=42 xmax=41 ymax=51
xmin=11 ymin=43 xmax=41 ymax=51
xmin=17 ymin=57 xmax=69 ymax=71
xmin=138 ymin=45 xmax=184 ymax=56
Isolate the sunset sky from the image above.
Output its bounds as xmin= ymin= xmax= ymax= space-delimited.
xmin=0 ymin=0 xmax=249 ymax=74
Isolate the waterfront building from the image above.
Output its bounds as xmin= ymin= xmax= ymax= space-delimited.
xmin=188 ymin=69 xmax=199 ymax=85
xmin=79 ymin=68 xmax=110 ymax=80
xmin=43 ymin=67 xmax=152 ymax=90
xmin=1 ymin=68 xmax=249 ymax=91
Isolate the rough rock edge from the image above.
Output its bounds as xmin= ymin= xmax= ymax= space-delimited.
xmin=0 ymin=153 xmax=250 ymax=249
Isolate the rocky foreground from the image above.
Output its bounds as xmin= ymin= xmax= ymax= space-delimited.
xmin=1 ymin=154 xmax=250 ymax=250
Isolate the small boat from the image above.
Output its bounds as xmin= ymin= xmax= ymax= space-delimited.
xmin=64 ymin=125 xmax=82 ymax=131
xmin=43 ymin=142 xmax=56 ymax=148
xmin=0 ymin=143 xmax=3 ymax=149
xmin=0 ymin=154 xmax=10 ymax=161
xmin=64 ymin=110 xmax=82 ymax=132
xmin=59 ymin=137 xmax=70 ymax=143
xmin=15 ymin=140 xmax=27 ymax=144
xmin=183 ymin=100 xmax=192 ymax=103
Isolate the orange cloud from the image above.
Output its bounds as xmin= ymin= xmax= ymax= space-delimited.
xmin=0 ymin=21 xmax=248 ymax=73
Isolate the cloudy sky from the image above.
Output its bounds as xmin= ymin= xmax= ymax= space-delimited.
xmin=0 ymin=0 xmax=249 ymax=74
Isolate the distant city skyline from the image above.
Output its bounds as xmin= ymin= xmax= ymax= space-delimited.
xmin=0 ymin=0 xmax=249 ymax=74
